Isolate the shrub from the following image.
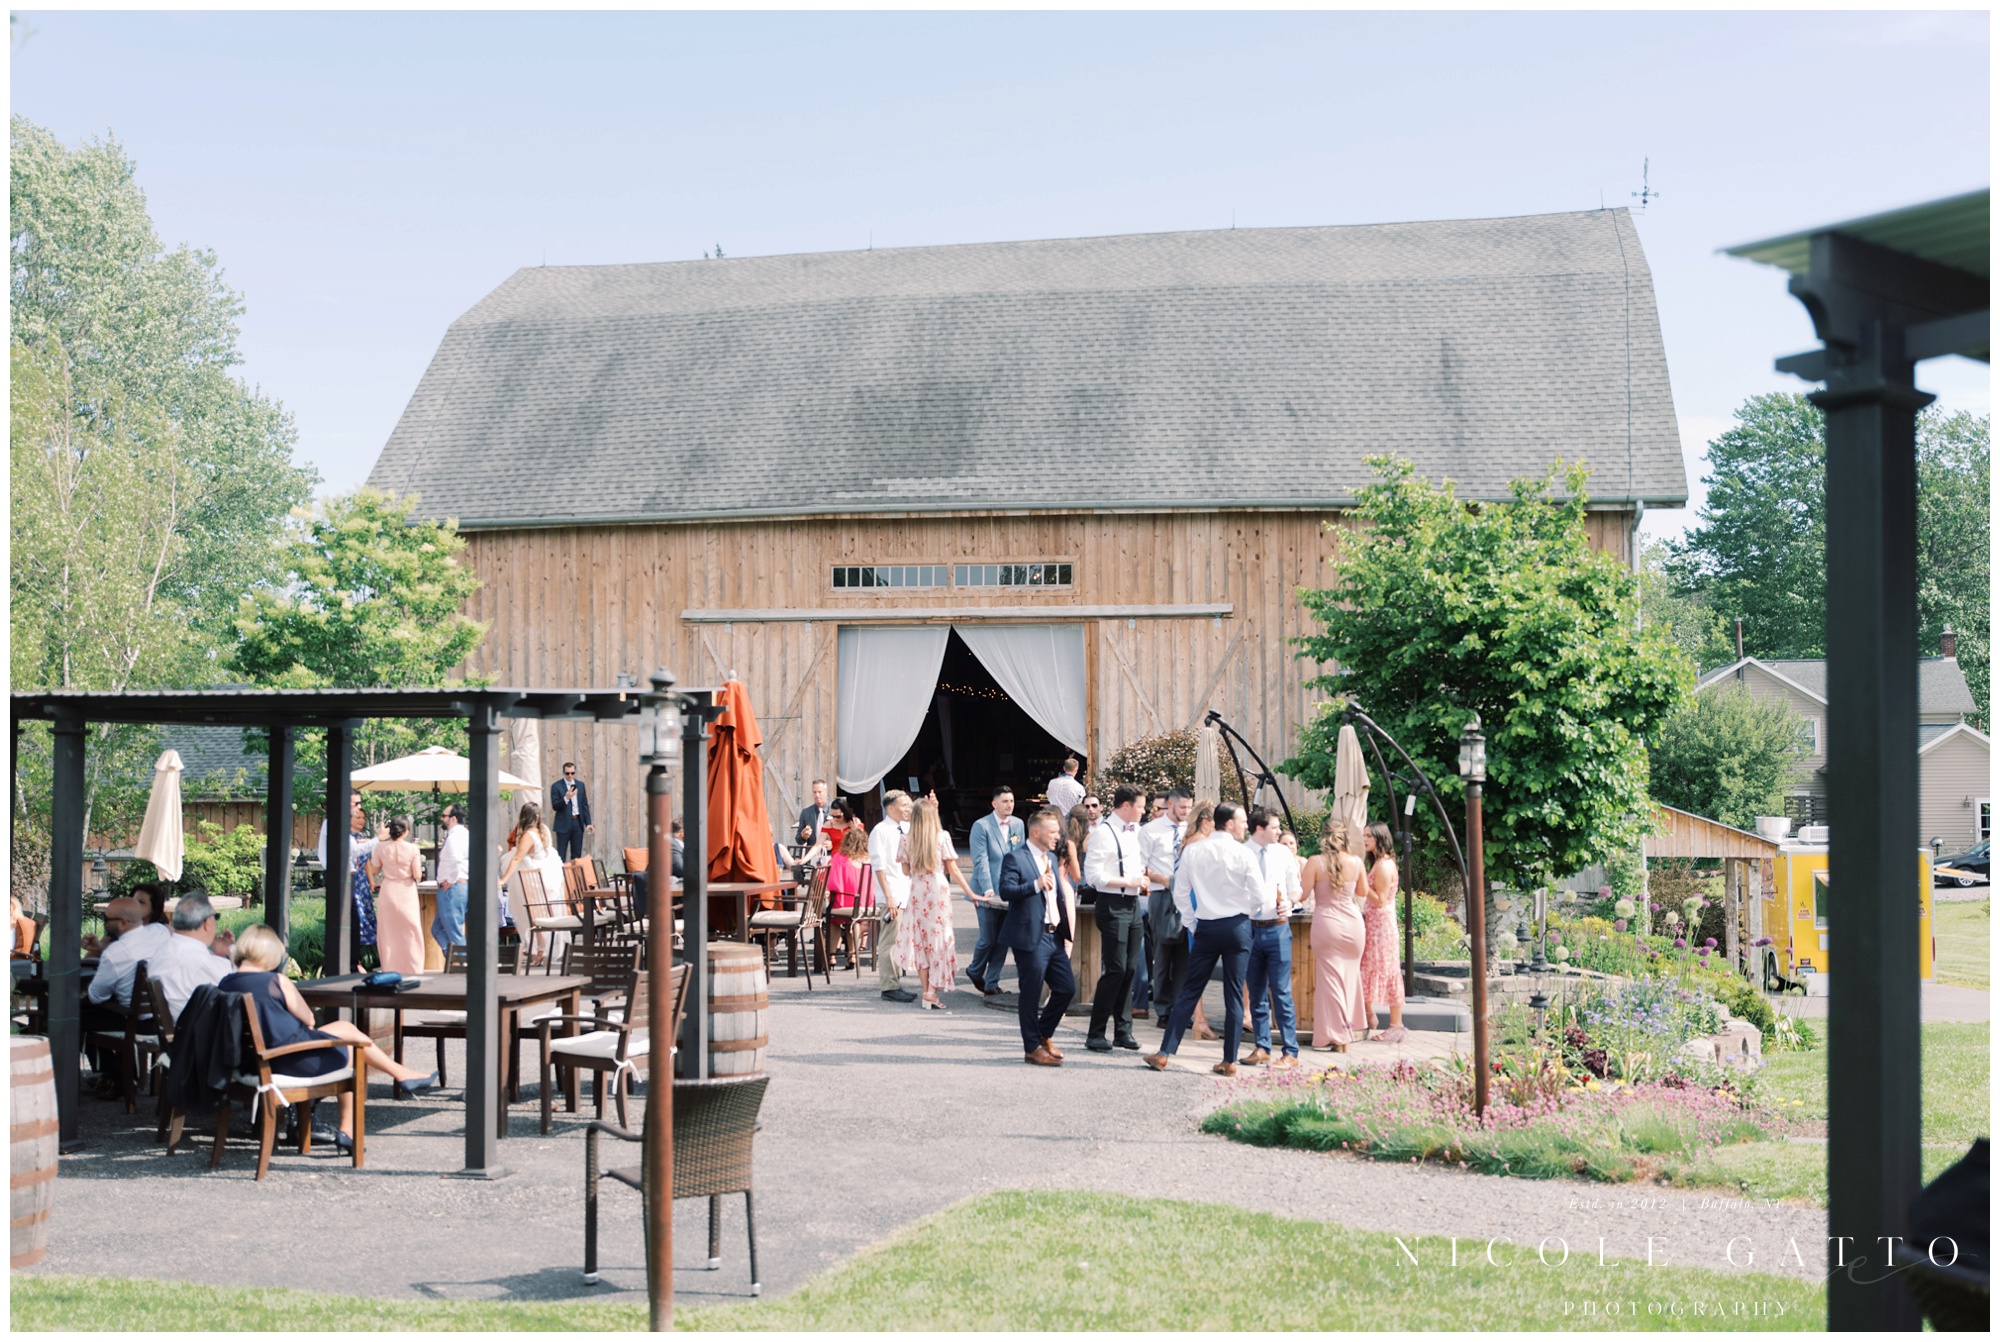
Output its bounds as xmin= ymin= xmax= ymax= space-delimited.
xmin=181 ymin=822 xmax=267 ymax=901
xmin=219 ymin=897 xmax=326 ymax=978
xmin=1409 ymin=893 xmax=1466 ymax=961
xmin=1096 ymin=729 xmax=1245 ymax=806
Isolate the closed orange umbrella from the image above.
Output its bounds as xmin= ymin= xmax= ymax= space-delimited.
xmin=707 ymin=680 xmax=780 ymax=895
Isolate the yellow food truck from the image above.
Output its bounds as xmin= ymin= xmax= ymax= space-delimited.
xmin=1757 ymin=833 xmax=1934 ymax=994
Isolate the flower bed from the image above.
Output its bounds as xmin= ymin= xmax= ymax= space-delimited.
xmin=1202 ymin=1058 xmax=1782 ymax=1184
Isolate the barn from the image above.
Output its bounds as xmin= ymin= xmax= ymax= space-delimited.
xmin=368 ymin=208 xmax=1685 ymax=849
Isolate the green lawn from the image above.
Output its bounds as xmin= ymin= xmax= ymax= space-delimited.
xmin=1664 ymin=1022 xmax=1989 ymax=1204
xmin=1932 ymin=897 xmax=1990 ymax=989
xmin=14 ymin=1193 xmax=1823 ymax=1332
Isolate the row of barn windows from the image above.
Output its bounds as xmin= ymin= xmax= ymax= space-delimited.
xmin=831 ymin=563 xmax=1074 ymax=590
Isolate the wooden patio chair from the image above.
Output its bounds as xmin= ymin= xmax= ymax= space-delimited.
xmin=210 ymin=993 xmax=366 ymax=1180
xmin=518 ymin=867 xmax=583 ymax=971
xmin=520 ymin=941 xmax=644 ymax=1111
xmin=825 ymin=863 xmax=879 ymax=979
xmin=747 ymin=879 xmax=815 ymax=986
xmin=582 ymin=1073 xmax=769 ymax=1292
xmin=145 ymin=975 xmax=186 ymax=1149
xmin=394 ymin=942 xmax=526 ymax=1087
xmin=536 ymin=962 xmax=687 ymax=1134
xmin=87 ymin=961 xmax=165 ymax=1114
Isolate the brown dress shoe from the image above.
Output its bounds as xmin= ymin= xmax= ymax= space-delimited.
xmin=1212 ymin=1061 xmax=1238 ymax=1076
xmin=1024 ymin=1044 xmax=1062 ymax=1067
xmin=1272 ymin=1054 xmax=1300 ymax=1070
xmin=1041 ymin=1037 xmax=1065 ymax=1061
xmin=1142 ymin=1052 xmax=1171 ymax=1071
xmin=1132 ymin=1008 xmax=1150 ymax=1020
xmin=1242 ymin=1048 xmax=1271 ymax=1066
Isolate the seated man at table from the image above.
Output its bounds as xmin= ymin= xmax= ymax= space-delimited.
xmin=82 ymin=893 xmax=173 ymax=1093
xmin=147 ymin=892 xmax=234 ymax=1023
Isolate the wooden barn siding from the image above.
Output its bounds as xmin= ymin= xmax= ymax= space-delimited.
xmin=460 ymin=508 xmax=1634 ymax=855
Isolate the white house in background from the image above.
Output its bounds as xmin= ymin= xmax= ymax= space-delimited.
xmin=1696 ymin=628 xmax=1989 ymax=848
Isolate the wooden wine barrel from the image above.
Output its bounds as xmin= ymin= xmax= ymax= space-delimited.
xmin=707 ymin=942 xmax=768 ymax=1076
xmin=11 ymin=1036 xmax=58 ymax=1269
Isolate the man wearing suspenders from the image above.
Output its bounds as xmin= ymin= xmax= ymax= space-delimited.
xmin=1083 ymin=785 xmax=1150 ymax=1052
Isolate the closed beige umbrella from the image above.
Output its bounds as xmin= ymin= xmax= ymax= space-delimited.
xmin=1330 ymin=723 xmax=1371 ymax=854
xmin=1194 ymin=722 xmax=1222 ymax=802
xmin=134 ymin=750 xmax=186 ymax=882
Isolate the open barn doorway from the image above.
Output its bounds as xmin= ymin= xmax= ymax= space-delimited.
xmin=848 ymin=630 xmax=1082 ymax=839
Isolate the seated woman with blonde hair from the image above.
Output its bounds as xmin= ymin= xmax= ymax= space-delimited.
xmin=216 ymin=924 xmax=440 ymax=1151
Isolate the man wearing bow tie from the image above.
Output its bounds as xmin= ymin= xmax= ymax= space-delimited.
xmin=1083 ymin=785 xmax=1150 ymax=1052
xmin=1140 ymin=789 xmax=1193 ymax=1028
xmin=997 ymin=809 xmax=1077 ymax=1066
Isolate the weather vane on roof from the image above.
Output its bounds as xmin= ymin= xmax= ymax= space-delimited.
xmin=1631 ymin=158 xmax=1660 ymax=212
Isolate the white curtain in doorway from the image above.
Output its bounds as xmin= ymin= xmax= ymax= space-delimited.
xmin=836 ymin=625 xmax=951 ymax=793
xmin=954 ymin=623 xmax=1088 ymax=756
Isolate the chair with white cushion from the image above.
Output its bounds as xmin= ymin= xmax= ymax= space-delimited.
xmin=210 ymin=993 xmax=366 ymax=1180
xmin=537 ymin=963 xmax=685 ymax=1134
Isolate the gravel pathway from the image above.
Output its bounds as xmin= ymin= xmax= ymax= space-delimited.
xmin=30 ymin=905 xmax=1830 ymax=1310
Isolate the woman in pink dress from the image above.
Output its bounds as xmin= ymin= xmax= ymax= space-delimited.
xmin=1302 ymin=817 xmax=1368 ymax=1051
xmin=896 ymin=799 xmax=972 ymax=1008
xmin=366 ymin=816 xmax=426 ymax=975
xmin=1360 ymin=821 xmax=1407 ymax=1042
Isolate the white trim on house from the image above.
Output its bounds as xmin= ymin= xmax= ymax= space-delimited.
xmin=1695 ymin=657 xmax=1829 ymax=706
xmin=1918 ymin=721 xmax=1993 ymax=756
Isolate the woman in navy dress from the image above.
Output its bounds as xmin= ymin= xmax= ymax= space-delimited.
xmin=218 ymin=925 xmax=439 ymax=1149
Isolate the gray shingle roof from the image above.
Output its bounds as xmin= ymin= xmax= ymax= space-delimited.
xmin=1715 ymin=657 xmax=1977 ymax=716
xmin=369 ymin=209 xmax=1685 ymax=528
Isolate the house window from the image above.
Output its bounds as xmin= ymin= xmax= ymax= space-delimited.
xmin=831 ymin=565 xmax=946 ymax=590
xmin=1979 ymin=798 xmax=1991 ymax=843
xmin=1799 ymin=716 xmax=1821 ymax=755
xmin=953 ymin=562 xmax=1073 ymax=588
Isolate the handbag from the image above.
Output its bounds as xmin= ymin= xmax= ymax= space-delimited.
xmin=360 ymin=969 xmax=420 ymax=992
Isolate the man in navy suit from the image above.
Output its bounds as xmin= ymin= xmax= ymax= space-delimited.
xmin=550 ymin=761 xmax=594 ymax=862
xmin=998 ymin=809 xmax=1076 ymax=1066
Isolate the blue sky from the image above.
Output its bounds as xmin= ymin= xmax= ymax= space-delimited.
xmin=11 ymin=9 xmax=1990 ymax=541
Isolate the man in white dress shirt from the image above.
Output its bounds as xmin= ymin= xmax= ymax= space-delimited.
xmin=1083 ymin=786 xmax=1149 ymax=1052
xmin=1145 ymin=803 xmax=1270 ymax=1076
xmin=1242 ymin=808 xmax=1303 ymax=1068
xmin=432 ymin=803 xmax=472 ymax=949
xmin=1138 ymin=788 xmax=1192 ymax=1023
xmin=81 ymin=893 xmax=175 ymax=1093
xmin=146 ymin=892 xmax=232 ymax=1022
xmin=869 ymin=791 xmax=918 ymax=1004
xmin=1045 ymin=757 xmax=1086 ymax=818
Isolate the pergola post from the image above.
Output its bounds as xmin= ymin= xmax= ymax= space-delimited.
xmin=1815 ymin=329 xmax=1928 ymax=1330
xmin=264 ymin=725 xmax=295 ymax=945
xmin=47 ymin=712 xmax=86 ymax=1147
xmin=460 ymin=698 xmax=505 ymax=1177
xmin=324 ymin=724 xmax=353 ymax=975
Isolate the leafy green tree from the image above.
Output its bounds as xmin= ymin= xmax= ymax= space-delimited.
xmin=1647 ymin=686 xmax=1809 ymax=830
xmin=1916 ymin=410 xmax=1990 ymax=722
xmin=1668 ymin=394 xmax=1989 ymax=718
xmin=1638 ymin=539 xmax=1734 ymax=675
xmin=1285 ymin=457 xmax=1693 ymax=894
xmin=1665 ymin=394 xmax=1826 ymax=662
xmin=10 ymin=117 xmax=314 ymax=841
xmin=232 ymin=488 xmax=489 ymax=815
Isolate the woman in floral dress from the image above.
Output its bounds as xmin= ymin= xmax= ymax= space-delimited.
xmin=349 ymin=806 xmax=382 ymax=971
xmin=896 ymin=798 xmax=972 ymax=1008
xmin=1360 ymin=821 xmax=1407 ymax=1043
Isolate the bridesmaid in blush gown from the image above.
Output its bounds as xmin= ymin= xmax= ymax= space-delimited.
xmin=366 ymin=816 xmax=426 ymax=975
xmin=1303 ymin=818 xmax=1368 ymax=1051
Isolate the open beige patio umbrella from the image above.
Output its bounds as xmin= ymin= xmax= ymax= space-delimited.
xmin=134 ymin=749 xmax=186 ymax=882
xmin=350 ymin=745 xmax=531 ymax=794
xmin=1330 ymin=722 xmax=1371 ymax=855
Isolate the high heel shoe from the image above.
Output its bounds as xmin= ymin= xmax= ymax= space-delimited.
xmin=395 ymin=1072 xmax=441 ymax=1099
xmin=921 ymin=998 xmax=945 ymax=1010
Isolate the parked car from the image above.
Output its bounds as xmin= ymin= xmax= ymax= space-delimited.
xmin=1934 ymin=842 xmax=1990 ymax=887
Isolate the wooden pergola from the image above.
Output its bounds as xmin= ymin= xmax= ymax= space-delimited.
xmin=1642 ymin=803 xmax=1778 ymax=973
xmin=10 ymin=686 xmax=653 ymax=1171
xmin=1727 ymin=188 xmax=1988 ymax=1330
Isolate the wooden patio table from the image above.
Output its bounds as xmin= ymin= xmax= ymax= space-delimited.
xmin=704 ymin=879 xmax=796 ymax=943
xmin=298 ymin=971 xmax=591 ymax=1139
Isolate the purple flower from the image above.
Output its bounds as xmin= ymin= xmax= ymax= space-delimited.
xmin=1673 ymin=938 xmax=1687 ymax=950
xmin=1753 ymin=936 xmax=1772 ymax=947
xmin=1704 ymin=937 xmax=1718 ymax=949
xmin=1613 ymin=918 xmax=1627 ymax=933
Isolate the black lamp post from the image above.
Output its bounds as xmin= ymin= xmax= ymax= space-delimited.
xmin=1457 ymin=713 xmax=1490 ymax=1117
xmin=1530 ymin=888 xmax=1550 ymax=975
xmin=637 ymin=669 xmax=681 ymax=1333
